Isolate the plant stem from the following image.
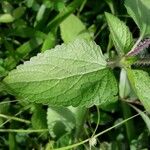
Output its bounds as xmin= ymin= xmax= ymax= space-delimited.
xmin=54 ymin=112 xmax=141 ymax=150
xmin=126 ymin=34 xmax=144 ymax=56
xmin=121 ymin=101 xmax=136 ymax=142
xmin=74 ymin=107 xmax=88 ymax=140
xmin=0 ymin=114 xmax=30 ymax=124
xmin=0 ymin=129 xmax=48 ymax=133
xmin=77 ymin=0 xmax=87 ymax=16
xmin=9 ymin=123 xmax=18 ymax=150
xmin=119 ymin=69 xmax=136 ymax=143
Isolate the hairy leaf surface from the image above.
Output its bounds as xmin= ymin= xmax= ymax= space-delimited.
xmin=4 ymin=39 xmax=118 ymax=107
xmin=105 ymin=12 xmax=134 ymax=55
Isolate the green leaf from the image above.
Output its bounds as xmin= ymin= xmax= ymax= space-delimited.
xmin=12 ymin=7 xmax=26 ymax=19
xmin=125 ymin=0 xmax=150 ymax=37
xmin=47 ymin=106 xmax=87 ymax=138
xmin=2 ymin=1 xmax=13 ymax=13
xmin=0 ymin=14 xmax=14 ymax=23
xmin=47 ymin=0 xmax=85 ymax=29
xmin=47 ymin=106 xmax=76 ymax=138
xmin=42 ymin=0 xmax=85 ymax=50
xmin=105 ymin=12 xmax=134 ymax=55
xmin=41 ymin=29 xmax=57 ymax=52
xmin=26 ymin=0 xmax=34 ymax=8
xmin=3 ymin=39 xmax=118 ymax=107
xmin=119 ymin=69 xmax=131 ymax=99
xmin=31 ymin=105 xmax=47 ymax=130
xmin=53 ymin=0 xmax=66 ymax=12
xmin=60 ymin=14 xmax=92 ymax=43
xmin=35 ymin=4 xmax=46 ymax=22
xmin=127 ymin=69 xmax=150 ymax=112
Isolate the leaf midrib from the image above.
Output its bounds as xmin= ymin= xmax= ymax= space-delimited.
xmin=5 ymin=68 xmax=107 ymax=83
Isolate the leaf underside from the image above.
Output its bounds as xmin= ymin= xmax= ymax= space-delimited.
xmin=3 ymin=39 xmax=118 ymax=107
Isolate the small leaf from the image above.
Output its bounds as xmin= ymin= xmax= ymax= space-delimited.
xmin=26 ymin=0 xmax=34 ymax=8
xmin=47 ymin=106 xmax=75 ymax=138
xmin=60 ymin=14 xmax=92 ymax=43
xmin=31 ymin=105 xmax=47 ymax=130
xmin=41 ymin=30 xmax=57 ymax=52
xmin=127 ymin=69 xmax=150 ymax=112
xmin=53 ymin=0 xmax=65 ymax=12
xmin=125 ymin=0 xmax=150 ymax=37
xmin=119 ymin=69 xmax=131 ymax=99
xmin=105 ymin=12 xmax=134 ymax=55
xmin=2 ymin=1 xmax=13 ymax=13
xmin=35 ymin=4 xmax=46 ymax=22
xmin=0 ymin=14 xmax=14 ymax=23
xmin=12 ymin=7 xmax=26 ymax=19
xmin=3 ymin=39 xmax=118 ymax=107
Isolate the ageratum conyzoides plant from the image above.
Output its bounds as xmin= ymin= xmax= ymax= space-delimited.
xmin=2 ymin=0 xmax=150 ymax=113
